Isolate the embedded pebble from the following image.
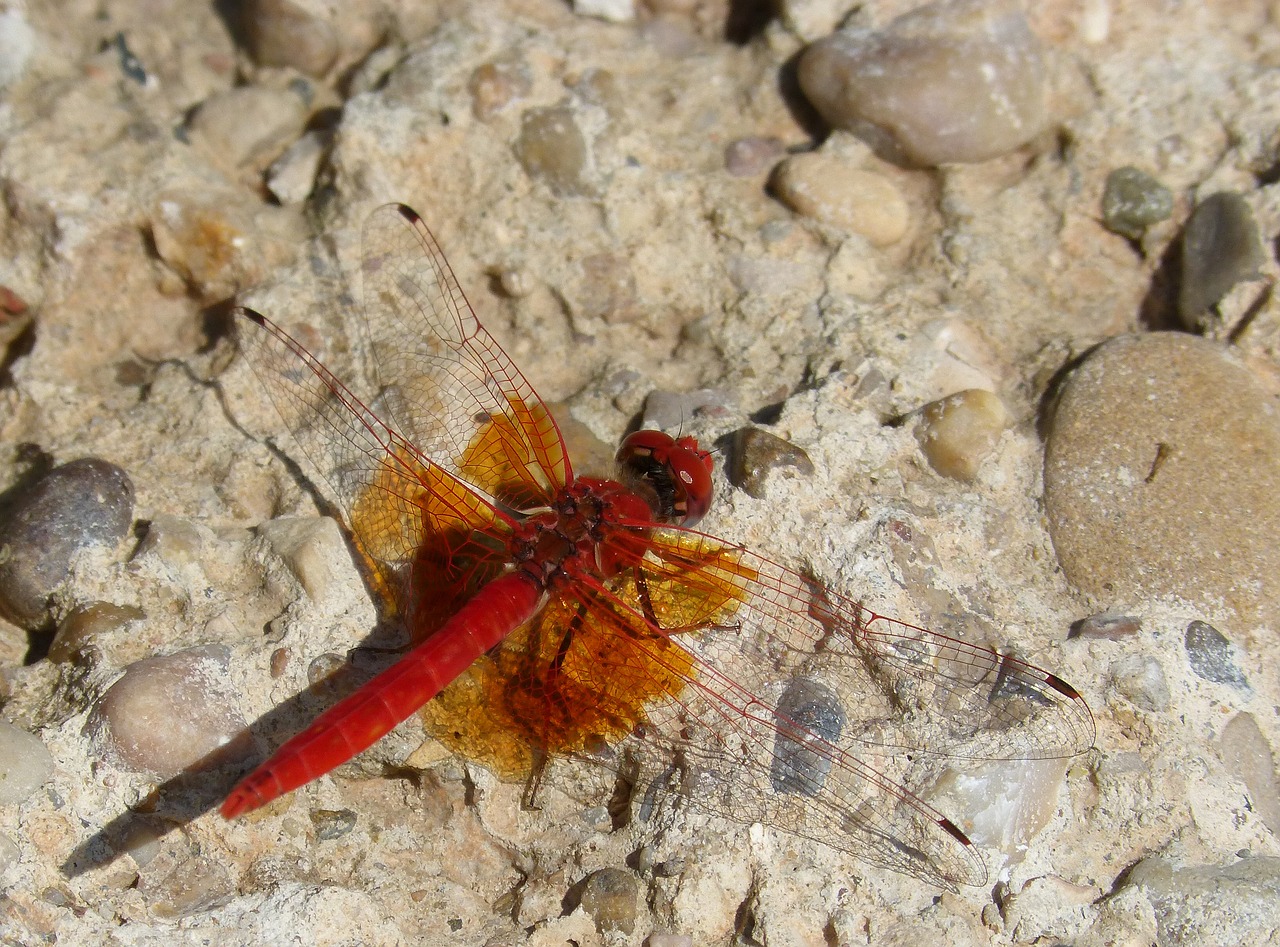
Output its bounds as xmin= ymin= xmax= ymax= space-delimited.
xmin=240 ymin=0 xmax=337 ymax=77
xmin=148 ymin=192 xmax=265 ymax=300
xmin=1069 ymin=612 xmax=1141 ymax=640
xmin=1101 ymin=166 xmax=1174 ymax=241
xmin=1218 ymin=713 xmax=1280 ymax=836
xmin=132 ymin=514 xmax=208 ymax=568
xmin=930 ymin=756 xmax=1070 ymax=852
xmin=573 ymin=0 xmax=635 ymax=24
xmin=724 ymin=136 xmax=785 ymax=177
xmin=311 ymin=808 xmax=358 ymax=841
xmin=770 ymin=678 xmax=845 ymax=795
xmin=0 ymin=720 xmax=55 ymax=804
xmin=49 ymin=602 xmax=146 ymax=664
xmin=0 ymin=458 xmax=134 ymax=630
xmin=647 ymin=935 xmax=693 ymax=947
xmin=1124 ymin=855 xmax=1280 ymax=947
xmin=266 ymin=129 xmax=327 ymax=206
xmin=1044 ymin=333 xmax=1280 ymax=629
xmin=469 ymin=60 xmax=532 ymax=122
xmin=0 ymin=284 xmax=31 ymax=351
xmin=639 ymin=388 xmax=735 ymax=429
xmin=1109 ymin=654 xmax=1171 ymax=712
xmin=771 ymin=153 xmax=909 ymax=245
xmin=143 ymin=855 xmax=235 ymax=919
xmin=92 ymin=645 xmax=251 ymax=779
xmin=1183 ymin=620 xmax=1247 ymax=687
xmin=576 ymin=867 xmax=641 ymax=935
xmin=914 ymin=388 xmax=1010 ymax=481
xmin=187 ymin=85 xmax=310 ymax=172
xmin=798 ymin=0 xmax=1048 ymax=166
xmin=1178 ymin=191 xmax=1265 ymax=329
xmin=729 ymin=427 xmax=815 ymax=499
xmin=258 ymin=516 xmax=349 ymax=605
xmin=515 ymin=105 xmax=594 ymax=197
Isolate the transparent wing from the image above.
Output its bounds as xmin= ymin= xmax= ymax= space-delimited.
xmin=359 ymin=203 xmax=570 ymax=511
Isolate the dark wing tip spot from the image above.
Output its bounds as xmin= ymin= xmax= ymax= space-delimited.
xmin=1044 ymin=672 xmax=1082 ymax=701
xmin=395 ymin=204 xmax=421 ymax=224
xmin=238 ymin=307 xmax=267 ymax=326
xmin=938 ymin=817 xmax=972 ymax=846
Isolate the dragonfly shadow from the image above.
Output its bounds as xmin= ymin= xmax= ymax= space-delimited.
xmin=59 ymin=642 xmax=403 ymax=880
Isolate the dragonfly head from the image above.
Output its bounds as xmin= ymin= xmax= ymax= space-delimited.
xmin=616 ymin=430 xmax=715 ymax=527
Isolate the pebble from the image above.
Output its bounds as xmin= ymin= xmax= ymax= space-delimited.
xmin=729 ymin=427 xmax=815 ymax=499
xmin=771 ymin=153 xmax=909 ymax=245
xmin=468 ymin=59 xmax=532 ymax=122
xmin=770 ymin=678 xmax=845 ymax=795
xmin=240 ymin=0 xmax=338 ymax=77
xmin=49 ymin=602 xmax=146 ymax=664
xmin=0 ymin=833 xmax=19 ymax=872
xmin=92 ymin=645 xmax=251 ymax=780
xmin=148 ymin=192 xmax=266 ymax=300
xmin=266 ymin=129 xmax=327 ymax=206
xmin=258 ymin=516 xmax=348 ymax=605
xmin=1218 ymin=713 xmax=1280 ymax=836
xmin=0 ymin=720 xmax=55 ymax=804
xmin=798 ymin=0 xmax=1048 ymax=166
xmin=914 ymin=388 xmax=1010 ymax=481
xmin=639 ymin=388 xmax=735 ymax=430
xmin=1101 ymin=166 xmax=1174 ymax=241
xmin=1183 ymin=620 xmax=1247 ymax=687
xmin=310 ymin=808 xmax=358 ymax=841
xmin=1123 ymin=855 xmax=1280 ymax=946
xmin=931 ymin=756 xmax=1070 ymax=852
xmin=723 ymin=136 xmax=785 ymax=177
xmin=187 ymin=85 xmax=310 ymax=172
xmin=576 ymin=867 xmax=641 ymax=935
xmin=515 ymin=105 xmax=594 ymax=198
xmin=1108 ymin=654 xmax=1170 ymax=713
xmin=0 ymin=458 xmax=135 ymax=630
xmin=1069 ymin=612 xmax=1141 ymax=640
xmin=1043 ymin=333 xmax=1280 ymax=629
xmin=1178 ymin=191 xmax=1265 ymax=329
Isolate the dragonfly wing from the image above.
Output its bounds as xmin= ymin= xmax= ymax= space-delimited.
xmin=235 ymin=309 xmax=513 ymax=618
xmin=359 ymin=203 xmax=570 ymax=510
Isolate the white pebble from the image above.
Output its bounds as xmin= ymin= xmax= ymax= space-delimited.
xmin=0 ymin=721 xmax=54 ymax=805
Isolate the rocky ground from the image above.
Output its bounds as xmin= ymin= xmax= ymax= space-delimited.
xmin=0 ymin=0 xmax=1278 ymax=944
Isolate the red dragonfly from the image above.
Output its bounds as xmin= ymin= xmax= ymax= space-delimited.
xmin=222 ymin=203 xmax=1094 ymax=889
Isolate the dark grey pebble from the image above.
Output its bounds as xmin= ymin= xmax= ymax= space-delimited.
xmin=0 ymin=459 xmax=134 ymax=629
xmin=1101 ymin=167 xmax=1173 ymax=241
xmin=1179 ymin=192 xmax=1265 ymax=329
xmin=1184 ymin=620 xmax=1247 ymax=688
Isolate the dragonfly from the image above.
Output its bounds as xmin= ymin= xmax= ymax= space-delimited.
xmin=221 ymin=202 xmax=1095 ymax=889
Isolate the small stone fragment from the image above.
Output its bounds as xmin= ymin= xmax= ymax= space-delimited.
xmin=49 ymin=602 xmax=146 ymax=664
xmin=515 ymin=105 xmax=594 ymax=197
xmin=1069 ymin=613 xmax=1141 ymax=640
xmin=724 ymin=136 xmax=785 ymax=177
xmin=577 ymin=867 xmax=641 ymax=934
xmin=187 ymin=85 xmax=309 ymax=172
xmin=771 ymin=678 xmax=845 ymax=795
xmin=144 ymin=855 xmax=235 ymax=919
xmin=730 ymin=428 xmax=815 ymax=499
xmin=771 ymin=153 xmax=909 ymax=245
xmin=1218 ymin=713 xmax=1280 ymax=836
xmin=915 ymin=389 xmax=1010 ymax=481
xmin=240 ymin=0 xmax=338 ymax=77
xmin=573 ymin=0 xmax=635 ymax=22
xmin=1178 ymin=192 xmax=1265 ymax=329
xmin=258 ymin=516 xmax=348 ymax=605
xmin=267 ymin=129 xmax=327 ymax=206
xmin=311 ymin=808 xmax=357 ymax=840
xmin=1101 ymin=167 xmax=1174 ymax=241
xmin=798 ymin=0 xmax=1048 ymax=166
xmin=0 ymin=284 xmax=32 ymax=351
xmin=0 ymin=720 xmax=55 ymax=804
xmin=1184 ymin=620 xmax=1247 ymax=687
xmin=930 ymin=756 xmax=1070 ymax=851
xmin=1109 ymin=654 xmax=1170 ymax=712
xmin=0 ymin=459 xmax=135 ymax=630
xmin=132 ymin=515 xmax=208 ymax=568
xmin=0 ymin=833 xmax=20 ymax=872
xmin=92 ymin=645 xmax=251 ymax=779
